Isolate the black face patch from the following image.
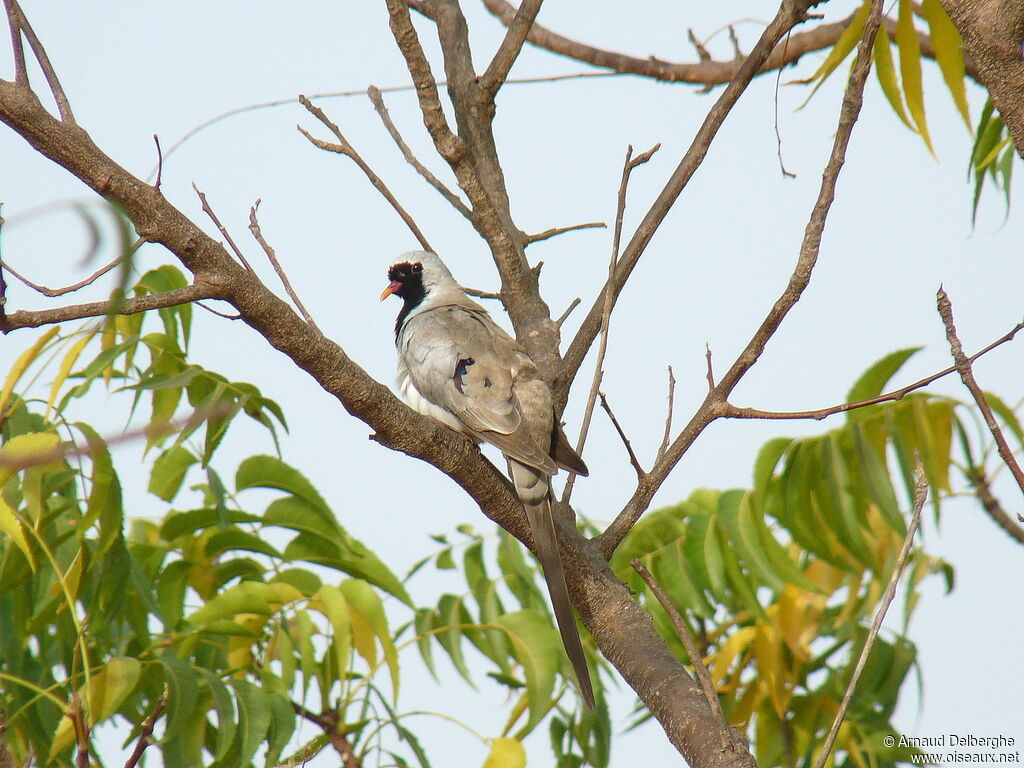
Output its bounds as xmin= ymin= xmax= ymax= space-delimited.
xmin=453 ymin=357 xmax=475 ymax=393
xmin=389 ymin=261 xmax=427 ymax=338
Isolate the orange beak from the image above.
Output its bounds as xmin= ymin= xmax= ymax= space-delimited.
xmin=380 ymin=281 xmax=402 ymax=301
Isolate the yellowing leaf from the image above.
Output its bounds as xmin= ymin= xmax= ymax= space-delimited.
xmin=873 ymin=26 xmax=912 ymax=129
xmin=921 ymin=0 xmax=971 ymax=127
xmin=710 ymin=626 xmax=756 ymax=685
xmin=896 ymin=0 xmax=935 ymax=154
xmin=47 ymin=329 xmax=99 ymax=418
xmin=483 ymin=737 xmax=526 ymax=768
xmin=0 ymin=326 xmax=61 ymax=417
xmin=0 ymin=431 xmax=62 ymax=486
xmin=50 ymin=657 xmax=142 ymax=758
xmin=799 ymin=0 xmax=871 ymax=107
xmin=0 ymin=498 xmax=35 ymax=572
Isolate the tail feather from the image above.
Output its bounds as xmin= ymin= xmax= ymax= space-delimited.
xmin=523 ymin=496 xmax=596 ymax=709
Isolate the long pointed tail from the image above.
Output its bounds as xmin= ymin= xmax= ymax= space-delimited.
xmin=524 ymin=496 xmax=596 ymax=709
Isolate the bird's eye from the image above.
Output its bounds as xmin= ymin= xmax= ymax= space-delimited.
xmin=411 ymin=263 xmax=423 ymax=274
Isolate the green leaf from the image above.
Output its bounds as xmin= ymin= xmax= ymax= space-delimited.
xmin=436 ymin=594 xmax=475 ymax=686
xmin=227 ymin=678 xmax=272 ymax=767
xmin=160 ymin=507 xmax=260 ymax=541
xmin=197 ymin=668 xmax=236 ymax=763
xmin=753 ymin=437 xmax=792 ymax=511
xmin=73 ymin=423 xmax=124 ymax=559
xmin=148 ymin=445 xmax=198 ymax=502
xmin=717 ymin=490 xmax=783 ymax=591
xmin=494 ymin=611 xmax=559 ymax=732
xmin=846 ymin=347 xmax=921 ymax=405
xmin=158 ymin=656 xmax=200 ymax=743
xmin=896 ymin=0 xmax=934 ymax=154
xmin=265 ymin=691 xmax=297 ymax=767
xmin=236 ymin=454 xmax=330 ymax=512
xmin=920 ymin=0 xmax=971 ymax=127
xmin=984 ymin=390 xmax=1024 ymax=448
xmin=204 ymin=528 xmax=282 ymax=560
xmin=155 ymin=559 xmax=190 ymax=628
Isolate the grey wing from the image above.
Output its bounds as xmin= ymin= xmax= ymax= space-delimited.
xmin=401 ymin=306 xmax=556 ymax=474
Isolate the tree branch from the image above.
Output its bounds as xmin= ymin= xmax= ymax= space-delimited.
xmin=479 ymin=0 xmax=544 ymax=94
xmin=298 ymin=94 xmax=433 ymax=251
xmin=4 ymin=0 xmax=75 ymax=122
xmin=367 ymin=84 xmax=474 ymax=221
xmin=0 ymin=282 xmax=222 ymax=332
xmin=559 ymin=0 xmax=824 ymax=404
xmin=812 ymin=461 xmax=927 ymax=768
xmin=937 ymin=286 xmax=1024 ymax=500
xmin=964 ymin=464 xmax=1024 ymax=545
xmin=597 ymin=0 xmax=884 ymax=557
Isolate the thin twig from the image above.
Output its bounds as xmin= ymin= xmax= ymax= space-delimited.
xmin=720 ymin=319 xmax=1024 ymax=421
xmin=705 ymin=344 xmax=716 ymax=392
xmin=152 ymin=134 xmax=163 ymax=190
xmin=192 ymin=183 xmax=256 ymax=273
xmin=812 ymin=461 xmax=928 ymax=768
xmin=461 ymin=285 xmax=501 ymax=300
xmin=70 ymin=695 xmax=89 ymax=768
xmin=657 ymin=365 xmax=676 ymax=460
xmin=555 ymin=297 xmax=581 ymax=329
xmin=687 ymin=29 xmax=712 ymax=62
xmin=0 ymin=252 xmax=128 ymax=297
xmin=0 ymin=283 xmax=219 ymax=333
xmin=298 ymin=94 xmax=432 ymax=251
xmin=480 ymin=0 xmax=545 ymax=94
xmin=367 ymin=85 xmax=474 ymax=220
xmin=248 ymin=200 xmax=321 ymax=334
xmin=525 ymin=221 xmax=606 ymax=244
xmin=293 ymin=703 xmax=362 ymax=768
xmin=564 ymin=144 xmax=656 ymax=502
xmin=122 ymin=698 xmax=166 ymax=768
xmin=195 ymin=300 xmax=241 ymax=320
xmin=964 ymin=465 xmax=1024 ymax=545
xmin=597 ymin=0 xmax=886 ymax=558
xmin=632 ymin=560 xmax=726 ymax=731
xmin=937 ymin=286 xmax=1024 ymax=500
xmin=0 ymin=202 xmax=7 ymax=323
xmin=8 ymin=0 xmax=74 ymax=122
xmin=774 ymin=31 xmax=797 ymax=178
xmin=600 ymin=391 xmax=646 ymax=479
xmin=3 ymin=0 xmax=27 ymax=85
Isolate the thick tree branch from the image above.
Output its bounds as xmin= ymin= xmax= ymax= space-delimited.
xmin=941 ymin=0 xmax=1024 ymax=152
xmin=479 ymin=0 xmax=544 ymax=94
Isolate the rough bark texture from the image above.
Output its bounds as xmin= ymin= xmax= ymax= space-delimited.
xmin=941 ymin=0 xmax=1024 ymax=152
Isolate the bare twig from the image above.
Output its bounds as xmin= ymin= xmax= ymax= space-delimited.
xmin=555 ymin=297 xmax=581 ymax=329
xmin=192 ymin=183 xmax=256 ymax=273
xmin=367 ymin=85 xmax=474 ymax=221
xmin=525 ymin=221 xmax=606 ymax=244
xmin=152 ymin=134 xmax=163 ymax=190
xmin=812 ymin=461 xmax=927 ymax=768
xmin=71 ymin=695 xmax=89 ymax=768
xmin=937 ymin=287 xmax=1024 ymax=501
xmin=687 ymin=29 xmax=712 ymax=63
xmin=964 ymin=465 xmax=1024 ymax=545
xmin=632 ymin=560 xmax=725 ymax=730
xmin=0 ymin=250 xmax=131 ymax=298
xmin=298 ymin=94 xmax=432 ymax=251
xmin=122 ymin=698 xmax=166 ymax=768
xmin=293 ymin=703 xmax=362 ymax=768
xmin=719 ymin=319 xmax=1024 ymax=420
xmin=600 ymin=391 xmax=646 ymax=479
xmin=0 ymin=282 xmax=219 ymax=333
xmin=774 ymin=32 xmax=797 ymax=178
xmin=657 ymin=365 xmax=676 ymax=460
xmin=480 ymin=0 xmax=545 ymax=94
xmin=461 ymin=285 xmax=502 ymax=300
xmin=0 ymin=202 xmax=7 ymax=323
xmin=564 ymin=144 xmax=657 ymax=502
xmin=704 ymin=344 xmax=716 ymax=392
xmin=561 ymin=0 xmax=822 ymax=400
xmin=195 ymin=300 xmax=241 ymax=320
xmin=248 ymin=200 xmax=321 ymax=334
xmin=597 ymin=0 xmax=886 ymax=558
xmin=6 ymin=0 xmax=75 ymax=122
xmin=3 ymin=0 xmax=26 ymax=85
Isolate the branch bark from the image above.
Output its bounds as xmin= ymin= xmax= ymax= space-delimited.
xmin=941 ymin=0 xmax=1024 ymax=152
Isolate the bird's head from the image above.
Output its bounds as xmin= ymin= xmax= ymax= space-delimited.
xmin=380 ymin=250 xmax=458 ymax=306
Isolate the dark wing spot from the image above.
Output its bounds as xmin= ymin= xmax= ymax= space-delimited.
xmin=483 ymin=377 xmax=492 ymax=388
xmin=453 ymin=357 xmax=475 ymax=393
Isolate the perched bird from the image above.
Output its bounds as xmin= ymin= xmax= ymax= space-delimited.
xmin=381 ymin=250 xmax=595 ymax=708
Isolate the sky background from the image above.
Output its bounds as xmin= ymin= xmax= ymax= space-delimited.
xmin=2 ymin=2 xmax=1023 ymax=766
